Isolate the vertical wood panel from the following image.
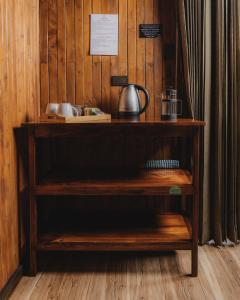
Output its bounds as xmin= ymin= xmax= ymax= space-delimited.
xmin=145 ymin=0 xmax=155 ymax=120
xmin=118 ymin=0 xmax=128 ymax=118
xmin=75 ymin=0 xmax=84 ymax=105
xmin=128 ymin=0 xmax=137 ymax=83
xmin=92 ymin=0 xmax=102 ymax=108
xmin=40 ymin=0 xmax=49 ymax=114
xmin=40 ymin=0 xmax=177 ymax=119
xmin=83 ymin=0 xmax=92 ymax=105
xmin=0 ymin=0 xmax=39 ymax=290
xmin=119 ymin=0 xmax=128 ymax=77
xmin=66 ymin=0 xmax=76 ymax=103
xmin=57 ymin=0 xmax=67 ymax=102
xmin=101 ymin=0 xmax=111 ymax=112
xmin=110 ymin=0 xmax=119 ymax=116
xmin=48 ymin=0 xmax=58 ymax=102
xmin=137 ymin=0 xmax=146 ymax=121
xmin=154 ymin=0 xmax=163 ymax=119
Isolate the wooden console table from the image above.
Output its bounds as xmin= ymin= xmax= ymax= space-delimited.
xmin=24 ymin=119 xmax=205 ymax=277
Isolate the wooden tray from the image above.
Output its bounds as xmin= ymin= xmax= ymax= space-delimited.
xmin=40 ymin=114 xmax=111 ymax=123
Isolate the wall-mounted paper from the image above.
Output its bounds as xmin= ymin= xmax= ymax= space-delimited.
xmin=90 ymin=14 xmax=118 ymax=56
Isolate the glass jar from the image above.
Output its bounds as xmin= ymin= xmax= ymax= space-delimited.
xmin=161 ymin=89 xmax=182 ymax=121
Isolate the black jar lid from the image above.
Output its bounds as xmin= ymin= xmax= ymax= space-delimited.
xmin=166 ymin=88 xmax=177 ymax=98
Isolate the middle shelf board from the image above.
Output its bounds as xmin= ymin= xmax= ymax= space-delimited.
xmin=37 ymin=213 xmax=192 ymax=251
xmin=35 ymin=169 xmax=193 ymax=196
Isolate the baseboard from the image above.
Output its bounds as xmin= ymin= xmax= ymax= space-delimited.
xmin=0 ymin=266 xmax=23 ymax=300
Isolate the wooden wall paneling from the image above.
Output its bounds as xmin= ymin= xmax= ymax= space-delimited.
xmin=40 ymin=64 xmax=49 ymax=115
xmin=110 ymin=0 xmax=119 ymax=116
xmin=154 ymin=0 xmax=163 ymax=120
xmin=57 ymin=0 xmax=67 ymax=102
xmin=40 ymin=0 xmax=49 ymax=114
xmin=118 ymin=0 xmax=128 ymax=114
xmin=0 ymin=0 xmax=39 ymax=290
xmin=15 ymin=1 xmax=26 ymax=123
xmin=83 ymin=0 xmax=92 ymax=106
xmin=66 ymin=0 xmax=76 ymax=103
xmin=92 ymin=0 xmax=102 ymax=108
xmin=145 ymin=0 xmax=155 ymax=120
xmin=160 ymin=0 xmax=166 ymax=91
xmin=101 ymin=0 xmax=111 ymax=113
xmin=48 ymin=0 xmax=58 ymax=102
xmin=137 ymin=0 xmax=146 ymax=121
xmin=128 ymin=0 xmax=137 ymax=83
xmin=34 ymin=0 xmax=40 ymax=119
xmin=39 ymin=0 xmax=177 ymax=117
xmin=118 ymin=0 xmax=128 ymax=79
xmin=26 ymin=1 xmax=38 ymax=119
xmin=75 ymin=0 xmax=84 ymax=105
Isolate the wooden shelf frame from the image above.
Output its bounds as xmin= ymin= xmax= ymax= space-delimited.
xmin=24 ymin=119 xmax=205 ymax=277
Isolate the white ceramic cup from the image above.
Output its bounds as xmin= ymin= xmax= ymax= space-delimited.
xmin=57 ymin=103 xmax=78 ymax=117
xmin=45 ymin=103 xmax=59 ymax=115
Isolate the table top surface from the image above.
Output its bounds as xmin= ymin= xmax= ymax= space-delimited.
xmin=23 ymin=118 xmax=205 ymax=127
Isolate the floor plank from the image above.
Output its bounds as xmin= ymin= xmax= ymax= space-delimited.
xmin=9 ymin=245 xmax=240 ymax=300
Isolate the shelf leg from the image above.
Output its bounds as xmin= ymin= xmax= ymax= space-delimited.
xmin=191 ymin=245 xmax=198 ymax=277
xmin=27 ymin=130 xmax=37 ymax=276
xmin=191 ymin=128 xmax=200 ymax=277
xmin=28 ymin=195 xmax=37 ymax=276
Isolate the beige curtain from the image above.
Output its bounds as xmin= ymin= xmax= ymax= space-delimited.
xmin=178 ymin=0 xmax=240 ymax=245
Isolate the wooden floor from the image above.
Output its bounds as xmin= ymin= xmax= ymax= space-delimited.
xmin=9 ymin=245 xmax=240 ymax=300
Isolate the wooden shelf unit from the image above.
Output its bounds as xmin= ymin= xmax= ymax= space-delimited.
xmin=24 ymin=119 xmax=205 ymax=277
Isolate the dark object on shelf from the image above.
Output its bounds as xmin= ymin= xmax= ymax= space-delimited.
xmin=139 ymin=24 xmax=161 ymax=38
xmin=161 ymin=88 xmax=182 ymax=121
xmin=143 ymin=160 xmax=180 ymax=169
xmin=118 ymin=84 xmax=150 ymax=121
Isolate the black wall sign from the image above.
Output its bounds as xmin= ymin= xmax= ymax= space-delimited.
xmin=139 ymin=24 xmax=161 ymax=38
xmin=111 ymin=76 xmax=128 ymax=87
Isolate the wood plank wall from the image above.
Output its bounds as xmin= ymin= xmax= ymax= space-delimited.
xmin=0 ymin=0 xmax=39 ymax=290
xmin=40 ymin=0 xmax=177 ymax=118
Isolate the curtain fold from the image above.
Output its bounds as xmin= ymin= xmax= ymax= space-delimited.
xmin=178 ymin=0 xmax=240 ymax=245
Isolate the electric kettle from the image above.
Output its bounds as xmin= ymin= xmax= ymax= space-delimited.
xmin=118 ymin=84 xmax=150 ymax=120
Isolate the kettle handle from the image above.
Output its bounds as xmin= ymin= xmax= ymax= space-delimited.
xmin=134 ymin=84 xmax=150 ymax=114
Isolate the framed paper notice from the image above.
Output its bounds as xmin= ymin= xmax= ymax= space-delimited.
xmin=90 ymin=14 xmax=118 ymax=56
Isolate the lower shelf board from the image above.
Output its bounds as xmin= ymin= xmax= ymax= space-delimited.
xmin=37 ymin=214 xmax=192 ymax=251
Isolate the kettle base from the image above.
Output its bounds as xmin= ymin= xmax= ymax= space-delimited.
xmin=118 ymin=113 xmax=140 ymax=122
